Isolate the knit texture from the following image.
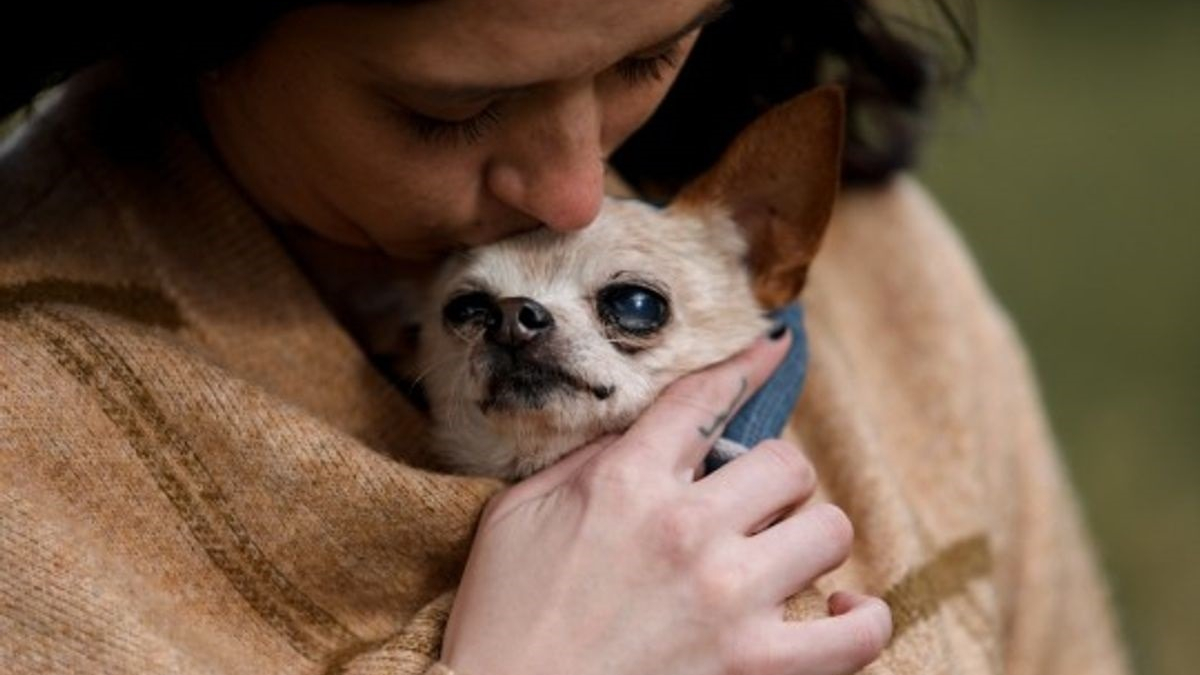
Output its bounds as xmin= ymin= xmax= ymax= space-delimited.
xmin=0 ymin=69 xmax=1129 ymax=675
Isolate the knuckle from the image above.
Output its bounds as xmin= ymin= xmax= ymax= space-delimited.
xmin=755 ymin=439 xmax=815 ymax=491
xmin=810 ymin=502 xmax=855 ymax=551
xmin=575 ymin=449 xmax=646 ymax=497
xmin=649 ymin=505 xmax=707 ymax=567
xmin=845 ymin=604 xmax=892 ymax=662
xmin=683 ymin=493 xmax=720 ymax=527
xmin=571 ymin=454 xmax=661 ymax=519
xmin=865 ymin=598 xmax=895 ymax=648
xmin=694 ymin=553 xmax=748 ymax=611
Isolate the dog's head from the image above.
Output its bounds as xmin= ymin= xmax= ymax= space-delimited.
xmin=415 ymin=87 xmax=844 ymax=478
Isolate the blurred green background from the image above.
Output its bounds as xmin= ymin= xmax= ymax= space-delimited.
xmin=917 ymin=1 xmax=1200 ymax=674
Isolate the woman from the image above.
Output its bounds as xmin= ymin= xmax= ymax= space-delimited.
xmin=0 ymin=1 xmax=1127 ymax=674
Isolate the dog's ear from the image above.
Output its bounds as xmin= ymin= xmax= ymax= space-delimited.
xmin=673 ymin=86 xmax=845 ymax=309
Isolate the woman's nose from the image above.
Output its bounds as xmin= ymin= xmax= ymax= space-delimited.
xmin=486 ymin=86 xmax=606 ymax=232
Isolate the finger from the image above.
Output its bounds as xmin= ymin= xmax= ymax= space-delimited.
xmin=759 ymin=595 xmax=893 ymax=675
xmin=495 ymin=435 xmax=620 ymax=509
xmin=744 ymin=502 xmax=855 ymax=604
xmin=611 ymin=327 xmax=792 ymax=477
xmin=693 ymin=439 xmax=817 ymax=533
xmin=828 ymin=591 xmax=878 ymax=616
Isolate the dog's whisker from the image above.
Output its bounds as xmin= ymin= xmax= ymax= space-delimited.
xmin=411 ymin=352 xmax=461 ymax=388
xmin=449 ymin=373 xmax=473 ymax=425
xmin=442 ymin=355 xmax=473 ymax=425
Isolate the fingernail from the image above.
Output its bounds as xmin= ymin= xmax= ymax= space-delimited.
xmin=768 ymin=322 xmax=789 ymax=340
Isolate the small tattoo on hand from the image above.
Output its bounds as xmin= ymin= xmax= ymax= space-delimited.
xmin=698 ymin=377 xmax=749 ymax=439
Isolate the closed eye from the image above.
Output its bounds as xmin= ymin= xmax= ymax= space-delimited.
xmin=613 ymin=44 xmax=684 ymax=84
xmin=404 ymin=104 xmax=503 ymax=145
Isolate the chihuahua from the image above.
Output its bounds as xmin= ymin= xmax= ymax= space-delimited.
xmin=411 ymin=87 xmax=844 ymax=479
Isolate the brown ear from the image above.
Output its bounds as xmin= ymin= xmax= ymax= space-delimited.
xmin=674 ymin=86 xmax=845 ymax=308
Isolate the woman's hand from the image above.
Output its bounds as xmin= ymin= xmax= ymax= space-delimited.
xmin=440 ymin=329 xmax=892 ymax=675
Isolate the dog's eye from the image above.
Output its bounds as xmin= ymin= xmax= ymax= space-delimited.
xmin=443 ymin=291 xmax=497 ymax=326
xmin=597 ymin=284 xmax=669 ymax=335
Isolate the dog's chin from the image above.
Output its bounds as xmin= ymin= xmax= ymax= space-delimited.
xmin=478 ymin=375 xmax=572 ymax=415
xmin=459 ymin=362 xmax=630 ymax=479
xmin=476 ymin=353 xmax=614 ymax=415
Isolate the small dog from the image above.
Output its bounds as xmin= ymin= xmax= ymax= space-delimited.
xmin=413 ymin=88 xmax=844 ymax=479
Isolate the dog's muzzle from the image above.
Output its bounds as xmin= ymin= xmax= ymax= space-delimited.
xmin=478 ymin=348 xmax=613 ymax=413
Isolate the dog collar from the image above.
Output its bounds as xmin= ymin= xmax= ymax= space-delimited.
xmin=705 ymin=302 xmax=808 ymax=474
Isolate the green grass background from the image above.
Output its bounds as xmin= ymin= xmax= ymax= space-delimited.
xmin=917 ymin=2 xmax=1200 ymax=674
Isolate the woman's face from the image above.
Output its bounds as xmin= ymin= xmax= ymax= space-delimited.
xmin=201 ymin=0 xmax=728 ymax=261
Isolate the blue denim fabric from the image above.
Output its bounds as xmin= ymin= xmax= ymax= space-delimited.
xmin=705 ymin=303 xmax=808 ymax=474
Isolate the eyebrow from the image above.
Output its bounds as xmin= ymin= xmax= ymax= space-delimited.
xmin=369 ymin=0 xmax=734 ymax=104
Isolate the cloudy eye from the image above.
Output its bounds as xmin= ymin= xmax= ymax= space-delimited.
xmin=443 ymin=291 xmax=497 ymax=327
xmin=597 ymin=283 xmax=670 ymax=335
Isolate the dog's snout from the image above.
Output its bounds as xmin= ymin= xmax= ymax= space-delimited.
xmin=487 ymin=297 xmax=554 ymax=347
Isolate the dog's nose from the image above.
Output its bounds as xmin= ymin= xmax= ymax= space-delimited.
xmin=487 ymin=297 xmax=555 ymax=348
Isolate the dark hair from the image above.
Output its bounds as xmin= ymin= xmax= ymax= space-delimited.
xmin=612 ymin=0 xmax=976 ymax=194
xmin=2 ymin=4 xmax=314 ymax=115
xmin=2 ymin=1 xmax=974 ymax=187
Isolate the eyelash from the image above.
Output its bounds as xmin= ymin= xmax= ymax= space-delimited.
xmin=405 ymin=105 xmax=503 ymax=146
xmin=402 ymin=40 xmax=685 ymax=146
xmin=614 ymin=47 xmax=683 ymax=85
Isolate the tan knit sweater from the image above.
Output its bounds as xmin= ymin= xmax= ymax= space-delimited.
xmin=0 ymin=71 xmax=1128 ymax=675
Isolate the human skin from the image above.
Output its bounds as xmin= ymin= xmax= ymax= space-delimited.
xmin=198 ymin=1 xmax=893 ymax=673
xmin=201 ymin=0 xmax=717 ymax=260
xmin=442 ymin=334 xmax=893 ymax=675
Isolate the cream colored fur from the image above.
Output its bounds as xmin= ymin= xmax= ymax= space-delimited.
xmin=417 ymin=198 xmax=770 ymax=479
xmin=416 ymin=87 xmax=845 ymax=478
